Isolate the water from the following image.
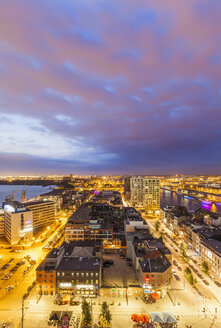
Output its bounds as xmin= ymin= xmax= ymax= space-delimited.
xmin=0 ymin=185 xmax=54 ymax=205
xmin=160 ymin=189 xmax=221 ymax=215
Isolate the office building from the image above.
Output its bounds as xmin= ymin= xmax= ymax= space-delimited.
xmin=25 ymin=200 xmax=55 ymax=230
xmin=3 ymin=202 xmax=33 ymax=244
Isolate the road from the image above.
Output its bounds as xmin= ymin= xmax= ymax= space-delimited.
xmin=146 ymin=218 xmax=221 ymax=310
xmin=0 ymin=220 xmax=66 ymax=326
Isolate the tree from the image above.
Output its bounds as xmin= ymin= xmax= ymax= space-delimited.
xmin=101 ymin=302 xmax=108 ymax=316
xmin=98 ymin=302 xmax=112 ymax=327
xmin=184 ymin=267 xmax=191 ymax=276
xmin=98 ymin=316 xmax=109 ymax=328
xmin=81 ymin=299 xmax=92 ymax=327
xmin=184 ymin=267 xmax=196 ymax=286
xmin=160 ymin=231 xmax=165 ymax=240
xmin=155 ymin=221 xmax=161 ymax=232
xmin=202 ymin=261 xmax=209 ymax=275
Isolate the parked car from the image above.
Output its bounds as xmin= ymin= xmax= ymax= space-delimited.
xmin=203 ymin=279 xmax=209 ymax=286
xmin=214 ymin=280 xmax=221 ymax=287
xmin=174 ymin=274 xmax=180 ymax=281
xmin=103 ymin=260 xmax=114 ymax=265
xmin=103 ymin=263 xmax=110 ymax=268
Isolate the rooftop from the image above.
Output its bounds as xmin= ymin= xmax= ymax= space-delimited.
xmin=140 ymin=256 xmax=171 ymax=273
xmin=201 ymin=239 xmax=221 ymax=257
xmin=56 ymin=257 xmax=100 ymax=271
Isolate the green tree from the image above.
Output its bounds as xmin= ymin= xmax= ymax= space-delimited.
xmin=184 ymin=266 xmax=191 ymax=275
xmin=202 ymin=261 xmax=209 ymax=275
xmin=160 ymin=231 xmax=165 ymax=240
xmin=184 ymin=266 xmax=196 ymax=286
xmin=99 ymin=302 xmax=112 ymax=327
xmin=101 ymin=301 xmax=108 ymax=316
xmin=155 ymin=221 xmax=160 ymax=232
xmin=98 ymin=316 xmax=109 ymax=328
xmin=81 ymin=299 xmax=92 ymax=327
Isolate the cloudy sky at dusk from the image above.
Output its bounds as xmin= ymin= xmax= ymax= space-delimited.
xmin=0 ymin=0 xmax=221 ymax=175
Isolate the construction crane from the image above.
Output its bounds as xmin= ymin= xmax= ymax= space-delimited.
xmin=5 ymin=186 xmax=19 ymax=202
xmin=21 ymin=188 xmax=27 ymax=202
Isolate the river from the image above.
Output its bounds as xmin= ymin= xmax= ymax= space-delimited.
xmin=160 ymin=189 xmax=221 ymax=215
xmin=0 ymin=185 xmax=54 ymax=204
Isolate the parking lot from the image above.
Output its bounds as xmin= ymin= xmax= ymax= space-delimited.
xmin=102 ymin=254 xmax=138 ymax=286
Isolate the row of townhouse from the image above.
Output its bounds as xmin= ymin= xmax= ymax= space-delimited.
xmin=162 ymin=206 xmax=221 ymax=279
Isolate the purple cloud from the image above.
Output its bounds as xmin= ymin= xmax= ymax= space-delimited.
xmin=0 ymin=0 xmax=221 ymax=174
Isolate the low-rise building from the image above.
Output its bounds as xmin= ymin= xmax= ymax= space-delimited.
xmin=36 ymin=241 xmax=102 ymax=297
xmin=200 ymin=239 xmax=221 ymax=279
xmin=138 ymin=254 xmax=171 ymax=298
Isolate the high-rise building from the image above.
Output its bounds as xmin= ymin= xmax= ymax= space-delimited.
xmin=3 ymin=202 xmax=33 ymax=244
xmin=143 ymin=178 xmax=160 ymax=214
xmin=0 ymin=209 xmax=5 ymax=237
xmin=25 ymin=200 xmax=55 ymax=230
xmin=130 ymin=177 xmax=160 ymax=214
xmin=124 ymin=176 xmax=131 ymax=194
xmin=130 ymin=177 xmax=144 ymax=207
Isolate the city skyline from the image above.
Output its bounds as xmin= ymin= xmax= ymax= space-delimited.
xmin=0 ymin=0 xmax=221 ymax=175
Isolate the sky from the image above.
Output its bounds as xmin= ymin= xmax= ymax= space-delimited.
xmin=0 ymin=0 xmax=221 ymax=175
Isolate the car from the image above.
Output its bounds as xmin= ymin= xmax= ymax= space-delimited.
xmin=15 ymin=250 xmax=22 ymax=253
xmin=103 ymin=263 xmax=110 ymax=268
xmin=198 ymin=274 xmax=203 ymax=279
xmin=177 ymin=266 xmax=182 ymax=271
xmin=174 ymin=274 xmax=180 ymax=281
xmin=103 ymin=260 xmax=114 ymax=265
xmin=71 ymin=301 xmax=80 ymax=306
xmin=214 ymin=280 xmax=221 ymax=287
xmin=173 ymin=260 xmax=178 ymax=266
xmin=23 ymin=293 xmax=28 ymax=299
xmin=27 ymin=286 xmax=32 ymax=292
xmin=203 ymin=279 xmax=209 ymax=286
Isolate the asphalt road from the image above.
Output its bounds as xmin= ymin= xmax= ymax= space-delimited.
xmin=0 ymin=221 xmax=66 ymax=325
